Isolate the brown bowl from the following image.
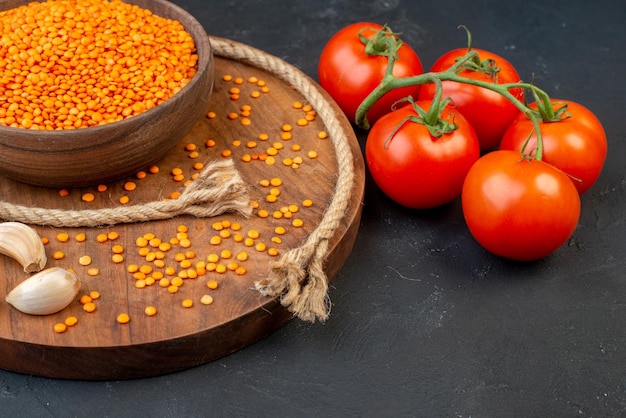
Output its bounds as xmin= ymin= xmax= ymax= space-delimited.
xmin=0 ymin=0 xmax=214 ymax=188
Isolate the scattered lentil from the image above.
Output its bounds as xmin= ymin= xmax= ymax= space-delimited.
xmin=83 ymin=302 xmax=96 ymax=313
xmin=64 ymin=316 xmax=78 ymax=327
xmin=116 ymin=313 xmax=130 ymax=324
xmin=53 ymin=323 xmax=67 ymax=333
xmin=80 ymin=295 xmax=93 ymax=305
xmin=200 ymin=294 xmax=214 ymax=305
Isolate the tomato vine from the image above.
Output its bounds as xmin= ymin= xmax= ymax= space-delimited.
xmin=353 ymin=27 xmax=571 ymax=162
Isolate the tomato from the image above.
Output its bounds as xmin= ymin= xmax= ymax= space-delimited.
xmin=499 ymin=99 xmax=607 ymax=194
xmin=461 ymin=150 xmax=581 ymax=261
xmin=365 ymin=99 xmax=480 ymax=209
xmin=318 ymin=22 xmax=424 ymax=125
xmin=418 ymin=48 xmax=524 ymax=151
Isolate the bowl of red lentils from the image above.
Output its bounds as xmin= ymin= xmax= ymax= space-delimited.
xmin=0 ymin=0 xmax=214 ymax=188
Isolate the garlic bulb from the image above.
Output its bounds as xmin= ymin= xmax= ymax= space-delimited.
xmin=0 ymin=221 xmax=47 ymax=273
xmin=5 ymin=267 xmax=80 ymax=315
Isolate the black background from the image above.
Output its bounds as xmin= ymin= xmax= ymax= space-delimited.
xmin=2 ymin=0 xmax=626 ymax=416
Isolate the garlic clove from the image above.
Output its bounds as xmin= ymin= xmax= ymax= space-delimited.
xmin=0 ymin=221 xmax=47 ymax=273
xmin=5 ymin=267 xmax=80 ymax=315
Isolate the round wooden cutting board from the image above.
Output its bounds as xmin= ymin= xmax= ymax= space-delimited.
xmin=0 ymin=37 xmax=365 ymax=380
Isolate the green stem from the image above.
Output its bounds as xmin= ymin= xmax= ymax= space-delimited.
xmin=355 ymin=50 xmax=548 ymax=160
xmin=422 ymin=75 xmax=445 ymax=126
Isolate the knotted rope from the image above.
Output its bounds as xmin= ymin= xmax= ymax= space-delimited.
xmin=209 ymin=37 xmax=357 ymax=323
xmin=0 ymin=159 xmax=251 ymax=227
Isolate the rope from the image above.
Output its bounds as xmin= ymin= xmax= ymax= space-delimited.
xmin=0 ymin=159 xmax=251 ymax=227
xmin=209 ymin=37 xmax=356 ymax=322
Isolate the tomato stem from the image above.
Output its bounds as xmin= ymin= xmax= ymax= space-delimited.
xmin=355 ymin=47 xmax=552 ymax=160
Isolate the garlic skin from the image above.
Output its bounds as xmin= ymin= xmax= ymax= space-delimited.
xmin=0 ymin=221 xmax=47 ymax=273
xmin=5 ymin=267 xmax=80 ymax=315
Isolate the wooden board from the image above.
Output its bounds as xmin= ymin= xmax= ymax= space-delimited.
xmin=0 ymin=41 xmax=365 ymax=380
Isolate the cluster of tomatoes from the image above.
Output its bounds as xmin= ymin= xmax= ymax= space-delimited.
xmin=318 ymin=23 xmax=607 ymax=261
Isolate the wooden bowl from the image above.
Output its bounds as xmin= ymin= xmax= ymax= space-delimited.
xmin=0 ymin=0 xmax=214 ymax=188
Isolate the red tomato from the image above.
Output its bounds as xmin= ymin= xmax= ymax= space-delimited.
xmin=499 ymin=99 xmax=607 ymax=194
xmin=418 ymin=48 xmax=524 ymax=151
xmin=365 ymin=100 xmax=480 ymax=209
xmin=462 ymin=150 xmax=581 ymax=261
xmin=318 ymin=22 xmax=424 ymax=125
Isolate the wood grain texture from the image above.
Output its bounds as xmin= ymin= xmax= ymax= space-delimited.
xmin=0 ymin=53 xmax=364 ymax=380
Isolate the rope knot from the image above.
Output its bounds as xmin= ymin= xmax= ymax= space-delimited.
xmin=0 ymin=159 xmax=251 ymax=227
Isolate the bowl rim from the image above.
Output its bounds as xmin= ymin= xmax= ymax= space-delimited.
xmin=0 ymin=0 xmax=212 ymax=141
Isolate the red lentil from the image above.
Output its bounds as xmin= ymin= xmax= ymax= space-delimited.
xmin=53 ymin=323 xmax=67 ymax=333
xmin=0 ymin=0 xmax=198 ymax=130
xmin=80 ymin=295 xmax=93 ymax=305
xmin=200 ymin=294 xmax=214 ymax=305
xmin=78 ymin=255 xmax=92 ymax=266
xmin=64 ymin=316 xmax=78 ymax=327
xmin=83 ymin=302 xmax=96 ymax=313
xmin=116 ymin=313 xmax=130 ymax=324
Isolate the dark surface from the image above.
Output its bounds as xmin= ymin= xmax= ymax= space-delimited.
xmin=1 ymin=0 xmax=625 ymax=416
